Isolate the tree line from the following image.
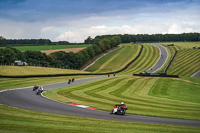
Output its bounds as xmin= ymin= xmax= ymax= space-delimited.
xmin=0 ymin=37 xmax=75 ymax=46
xmin=85 ymin=33 xmax=200 ymax=44
xmin=0 ymin=36 xmax=121 ymax=69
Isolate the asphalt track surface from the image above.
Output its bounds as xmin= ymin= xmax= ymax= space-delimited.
xmin=191 ymin=70 xmax=200 ymax=78
xmin=0 ymin=76 xmax=200 ymax=127
xmin=146 ymin=44 xmax=168 ymax=73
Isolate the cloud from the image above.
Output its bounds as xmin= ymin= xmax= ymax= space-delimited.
xmin=0 ymin=0 xmax=200 ymax=42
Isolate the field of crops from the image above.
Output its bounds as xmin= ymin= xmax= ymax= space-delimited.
xmin=44 ymin=76 xmax=200 ymax=120
xmin=3 ymin=44 xmax=90 ymax=51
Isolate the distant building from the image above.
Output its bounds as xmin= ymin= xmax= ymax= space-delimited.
xmin=14 ymin=60 xmax=27 ymax=66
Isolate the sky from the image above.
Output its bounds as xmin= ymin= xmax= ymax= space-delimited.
xmin=0 ymin=0 xmax=200 ymax=42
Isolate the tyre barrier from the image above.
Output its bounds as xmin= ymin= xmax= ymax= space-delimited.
xmin=133 ymin=73 xmax=179 ymax=78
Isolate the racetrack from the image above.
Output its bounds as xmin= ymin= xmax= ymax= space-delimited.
xmin=0 ymin=76 xmax=200 ymax=127
xmin=191 ymin=70 xmax=200 ymax=78
xmin=146 ymin=44 xmax=168 ymax=73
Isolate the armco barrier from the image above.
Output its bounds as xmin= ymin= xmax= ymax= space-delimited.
xmin=164 ymin=50 xmax=177 ymax=73
xmin=0 ymin=45 xmax=143 ymax=78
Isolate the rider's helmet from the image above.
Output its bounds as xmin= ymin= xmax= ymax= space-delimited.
xmin=39 ymin=86 xmax=43 ymax=90
xmin=121 ymin=102 xmax=124 ymax=104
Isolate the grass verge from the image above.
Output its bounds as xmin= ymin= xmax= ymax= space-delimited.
xmin=0 ymin=66 xmax=89 ymax=76
xmin=0 ymin=104 xmax=200 ymax=133
xmin=44 ymin=76 xmax=200 ymax=120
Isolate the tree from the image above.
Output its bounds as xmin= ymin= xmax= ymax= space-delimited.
xmin=92 ymin=44 xmax=101 ymax=55
xmin=0 ymin=36 xmax=6 ymax=46
xmin=84 ymin=36 xmax=93 ymax=44
xmin=86 ymin=46 xmax=95 ymax=58
xmin=0 ymin=48 xmax=17 ymax=64
xmin=24 ymin=50 xmax=49 ymax=66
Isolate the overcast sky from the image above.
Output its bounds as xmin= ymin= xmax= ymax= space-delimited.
xmin=0 ymin=0 xmax=200 ymax=42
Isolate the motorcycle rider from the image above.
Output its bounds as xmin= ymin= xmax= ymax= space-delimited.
xmin=110 ymin=102 xmax=127 ymax=115
xmin=36 ymin=86 xmax=44 ymax=95
xmin=120 ymin=102 xmax=125 ymax=106
xmin=33 ymin=85 xmax=39 ymax=91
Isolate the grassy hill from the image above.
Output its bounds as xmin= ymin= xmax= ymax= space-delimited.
xmin=1 ymin=42 xmax=200 ymax=132
xmin=0 ymin=66 xmax=89 ymax=76
xmin=44 ymin=76 xmax=200 ymax=120
xmin=1 ymin=104 xmax=199 ymax=133
xmin=167 ymin=49 xmax=200 ymax=76
xmin=1 ymin=75 xmax=200 ymax=132
xmin=86 ymin=43 xmax=160 ymax=74
xmin=86 ymin=44 xmax=141 ymax=73
xmin=120 ymin=44 xmax=160 ymax=74
xmin=159 ymin=42 xmax=200 ymax=77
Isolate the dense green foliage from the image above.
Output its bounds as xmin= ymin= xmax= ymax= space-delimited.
xmin=0 ymin=38 xmax=52 ymax=46
xmin=91 ymin=33 xmax=200 ymax=43
xmin=0 ymin=36 xmax=121 ymax=69
xmin=45 ymin=76 xmax=200 ymax=120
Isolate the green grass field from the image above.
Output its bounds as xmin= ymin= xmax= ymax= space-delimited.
xmin=1 ymin=104 xmax=200 ymax=133
xmin=0 ymin=42 xmax=200 ymax=132
xmin=167 ymin=49 xmax=200 ymax=76
xmin=86 ymin=43 xmax=160 ymax=74
xmin=119 ymin=44 xmax=160 ymax=74
xmin=158 ymin=42 xmax=200 ymax=76
xmin=2 ymin=44 xmax=90 ymax=51
xmin=0 ymin=75 xmax=97 ymax=90
xmin=44 ymin=76 xmax=200 ymax=120
xmin=0 ymin=76 xmax=200 ymax=133
xmin=86 ymin=44 xmax=141 ymax=73
xmin=158 ymin=42 xmax=200 ymax=50
xmin=0 ymin=66 xmax=89 ymax=76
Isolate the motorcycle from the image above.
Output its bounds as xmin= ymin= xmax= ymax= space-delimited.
xmin=36 ymin=86 xmax=44 ymax=95
xmin=110 ymin=104 xmax=128 ymax=115
xmin=33 ymin=85 xmax=39 ymax=91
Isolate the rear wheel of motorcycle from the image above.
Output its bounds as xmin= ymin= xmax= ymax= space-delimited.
xmin=110 ymin=109 xmax=114 ymax=114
